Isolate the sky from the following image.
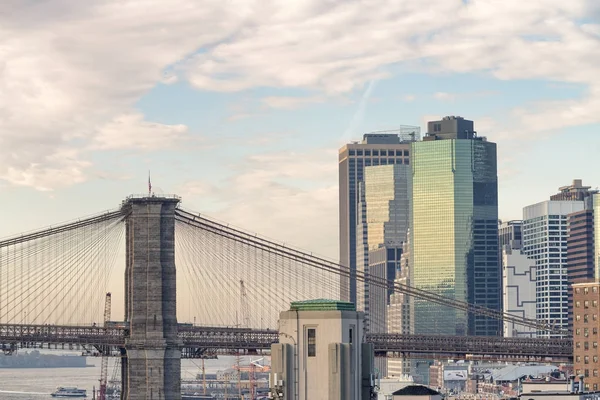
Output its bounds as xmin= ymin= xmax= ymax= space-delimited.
xmin=1 ymin=0 xmax=599 ymax=261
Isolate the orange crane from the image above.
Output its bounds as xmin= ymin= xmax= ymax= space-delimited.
xmin=98 ymin=293 xmax=111 ymax=400
xmin=232 ymin=358 xmax=270 ymax=399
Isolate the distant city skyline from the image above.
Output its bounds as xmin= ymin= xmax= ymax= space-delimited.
xmin=1 ymin=0 xmax=599 ymax=267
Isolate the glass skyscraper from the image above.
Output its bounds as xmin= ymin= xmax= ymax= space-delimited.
xmin=356 ymin=164 xmax=410 ymax=333
xmin=410 ymin=116 xmax=501 ymax=336
xmin=339 ymin=128 xmax=419 ymax=304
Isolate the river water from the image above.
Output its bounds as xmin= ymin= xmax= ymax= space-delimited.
xmin=0 ymin=355 xmax=252 ymax=399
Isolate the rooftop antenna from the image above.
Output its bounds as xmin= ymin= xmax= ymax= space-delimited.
xmin=148 ymin=171 xmax=152 ymax=196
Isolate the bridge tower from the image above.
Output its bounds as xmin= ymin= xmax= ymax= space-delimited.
xmin=121 ymin=195 xmax=182 ymax=400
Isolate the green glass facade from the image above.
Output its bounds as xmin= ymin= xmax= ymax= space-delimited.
xmin=411 ymin=139 xmax=500 ymax=336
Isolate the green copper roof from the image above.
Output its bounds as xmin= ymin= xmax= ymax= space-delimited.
xmin=290 ymin=299 xmax=356 ymax=311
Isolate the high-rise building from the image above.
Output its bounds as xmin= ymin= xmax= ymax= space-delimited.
xmin=357 ymin=164 xmax=410 ymax=329
xmin=387 ymin=237 xmax=414 ymax=378
xmin=523 ymin=200 xmax=585 ymax=338
xmin=500 ymin=220 xmax=536 ymax=338
xmin=357 ymin=164 xmax=411 ymax=378
xmin=499 ymin=221 xmax=537 ymax=338
xmin=339 ymin=128 xmax=419 ymax=303
xmin=572 ymin=281 xmax=600 ymax=392
xmin=411 ymin=116 xmax=500 ymax=336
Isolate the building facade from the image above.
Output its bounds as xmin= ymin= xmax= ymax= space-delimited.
xmin=339 ymin=128 xmax=419 ymax=303
xmin=357 ymin=164 xmax=410 ymax=330
xmin=523 ymin=200 xmax=585 ymax=337
xmin=499 ymin=220 xmax=522 ymax=250
xmin=568 ymin=207 xmax=596 ymax=329
xmin=271 ymin=299 xmax=376 ymax=400
xmin=388 ymin=238 xmax=414 ymax=378
xmin=411 ymin=116 xmax=500 ymax=336
xmin=502 ymin=245 xmax=537 ymax=337
xmin=572 ymin=281 xmax=600 ymax=392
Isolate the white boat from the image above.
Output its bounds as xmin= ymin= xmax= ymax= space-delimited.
xmin=51 ymin=387 xmax=87 ymax=398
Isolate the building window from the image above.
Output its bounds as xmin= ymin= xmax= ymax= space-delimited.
xmin=577 ymin=342 xmax=581 ymax=349
xmin=585 ymin=301 xmax=590 ymax=308
xmin=349 ymin=327 xmax=353 ymax=344
xmin=307 ymin=328 xmax=316 ymax=357
xmin=594 ymin=315 xmax=598 ymax=321
xmin=577 ymin=315 xmax=581 ymax=321
xmin=593 ymin=342 xmax=598 ymax=348
xmin=577 ymin=301 xmax=581 ymax=308
xmin=594 ymin=328 xmax=598 ymax=335
xmin=585 ymin=342 xmax=589 ymax=350
xmin=585 ymin=356 xmax=590 ymax=364
xmin=585 ymin=288 xmax=589 ymax=294
xmin=595 ymin=370 xmax=599 ymax=378
xmin=594 ymin=301 xmax=598 ymax=307
xmin=585 ymin=314 xmax=589 ymax=323
xmin=577 ymin=356 xmax=581 ymax=362
xmin=594 ymin=287 xmax=598 ymax=293
xmin=577 ymin=329 xmax=581 ymax=335
xmin=576 ymin=288 xmax=581 ymax=294
xmin=594 ymin=356 xmax=599 ymax=363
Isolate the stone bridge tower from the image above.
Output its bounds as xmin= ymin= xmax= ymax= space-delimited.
xmin=121 ymin=195 xmax=182 ymax=400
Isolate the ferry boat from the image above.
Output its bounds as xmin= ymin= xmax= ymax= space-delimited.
xmin=51 ymin=387 xmax=87 ymax=397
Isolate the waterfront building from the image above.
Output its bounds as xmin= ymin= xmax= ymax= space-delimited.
xmin=410 ymin=116 xmax=500 ymax=336
xmin=339 ymin=128 xmax=419 ymax=303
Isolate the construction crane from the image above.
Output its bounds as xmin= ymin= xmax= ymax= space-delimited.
xmin=237 ymin=280 xmax=249 ymax=398
xmin=232 ymin=357 xmax=270 ymax=400
xmin=98 ymin=293 xmax=111 ymax=400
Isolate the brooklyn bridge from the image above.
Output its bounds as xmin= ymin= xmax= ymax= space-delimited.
xmin=0 ymin=194 xmax=571 ymax=399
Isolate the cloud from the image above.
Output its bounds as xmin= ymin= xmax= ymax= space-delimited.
xmin=1 ymin=0 xmax=599 ymax=191
xmin=93 ymin=113 xmax=188 ymax=150
xmin=433 ymin=92 xmax=456 ymax=101
xmin=261 ymin=95 xmax=325 ymax=110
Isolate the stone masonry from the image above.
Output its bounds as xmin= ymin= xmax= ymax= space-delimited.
xmin=122 ymin=196 xmax=182 ymax=400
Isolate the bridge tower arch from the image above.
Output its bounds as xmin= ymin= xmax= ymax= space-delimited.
xmin=121 ymin=195 xmax=182 ymax=400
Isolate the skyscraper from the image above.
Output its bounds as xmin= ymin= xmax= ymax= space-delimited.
xmin=523 ymin=200 xmax=584 ymax=338
xmin=357 ymin=164 xmax=411 ymax=324
xmin=500 ymin=220 xmax=536 ymax=338
xmin=410 ymin=116 xmax=500 ymax=336
xmin=387 ymin=236 xmax=415 ymax=378
xmin=339 ymin=128 xmax=419 ymax=303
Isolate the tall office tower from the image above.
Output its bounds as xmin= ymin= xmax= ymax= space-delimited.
xmin=411 ymin=116 xmax=501 ymax=337
xmin=523 ymin=200 xmax=585 ymax=338
xmin=357 ymin=164 xmax=411 ymax=329
xmin=357 ymin=164 xmax=411 ymax=378
xmin=501 ymin=220 xmax=536 ymax=338
xmin=387 ymin=236 xmax=415 ymax=379
xmin=339 ymin=128 xmax=420 ymax=303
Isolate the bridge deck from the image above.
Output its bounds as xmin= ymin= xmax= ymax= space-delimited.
xmin=0 ymin=324 xmax=572 ymax=360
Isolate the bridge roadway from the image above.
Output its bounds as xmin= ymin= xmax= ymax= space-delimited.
xmin=0 ymin=324 xmax=572 ymax=361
